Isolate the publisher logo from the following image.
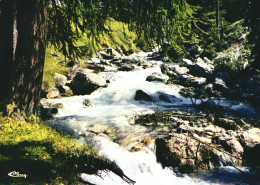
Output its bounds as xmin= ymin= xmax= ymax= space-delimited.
xmin=8 ymin=171 xmax=28 ymax=178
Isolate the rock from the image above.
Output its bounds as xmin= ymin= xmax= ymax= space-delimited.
xmin=203 ymin=57 xmax=212 ymax=64
xmin=252 ymin=86 xmax=260 ymax=96
xmin=146 ymin=72 xmax=169 ymax=83
xmin=242 ymin=128 xmax=260 ymax=148
xmin=215 ymin=118 xmax=239 ymax=130
xmin=241 ymin=128 xmax=260 ymax=166
xmin=85 ymin=64 xmax=105 ymax=72
xmin=67 ymin=59 xmax=80 ymax=67
xmin=70 ymin=72 xmax=107 ymax=95
xmin=46 ymin=88 xmax=60 ymax=99
xmin=57 ymin=85 xmax=71 ymax=93
xmin=171 ymin=65 xmax=189 ymax=75
xmin=83 ymin=98 xmax=92 ymax=107
xmin=189 ymin=77 xmax=207 ymax=87
xmin=155 ymin=134 xmax=216 ymax=173
xmin=166 ymin=71 xmax=178 ymax=78
xmin=118 ymin=65 xmax=135 ymax=71
xmin=134 ymin=90 xmax=152 ymax=102
xmin=160 ymin=64 xmax=168 ymax=74
xmin=107 ymin=48 xmax=121 ymax=57
xmin=99 ymin=51 xmax=114 ymax=59
xmin=188 ymin=58 xmax=214 ymax=77
xmin=179 ymin=58 xmax=193 ymax=66
xmin=214 ymin=77 xmax=228 ymax=92
xmin=187 ymin=45 xmax=202 ymax=58
xmin=54 ymin=73 xmax=67 ymax=87
xmin=174 ymin=75 xmax=206 ymax=88
xmin=158 ymin=92 xmax=180 ymax=103
xmin=67 ymin=66 xmax=93 ymax=80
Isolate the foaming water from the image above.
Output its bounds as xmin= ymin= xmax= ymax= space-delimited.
xmin=42 ymin=52 xmax=259 ymax=185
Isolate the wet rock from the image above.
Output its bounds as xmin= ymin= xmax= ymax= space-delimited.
xmin=158 ymin=92 xmax=180 ymax=103
xmin=134 ymin=90 xmax=152 ymax=102
xmin=118 ymin=65 xmax=135 ymax=71
xmin=155 ymin=134 xmax=216 ymax=173
xmin=83 ymin=98 xmax=92 ymax=107
xmin=46 ymin=88 xmax=60 ymax=99
xmin=54 ymin=73 xmax=67 ymax=87
xmin=85 ymin=64 xmax=105 ymax=72
xmin=70 ymin=72 xmax=107 ymax=95
xmin=146 ymin=72 xmax=169 ymax=83
xmin=99 ymin=51 xmax=114 ymax=59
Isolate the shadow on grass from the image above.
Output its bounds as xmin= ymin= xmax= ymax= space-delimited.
xmin=0 ymin=141 xmax=78 ymax=184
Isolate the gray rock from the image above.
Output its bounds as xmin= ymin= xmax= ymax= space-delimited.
xmin=146 ymin=72 xmax=169 ymax=83
xmin=214 ymin=77 xmax=228 ymax=91
xmin=189 ymin=77 xmax=207 ymax=87
xmin=54 ymin=73 xmax=67 ymax=86
xmin=158 ymin=92 xmax=180 ymax=103
xmin=70 ymin=72 xmax=107 ymax=95
xmin=171 ymin=65 xmax=189 ymax=75
xmin=46 ymin=88 xmax=60 ymax=99
xmin=188 ymin=58 xmax=214 ymax=77
xmin=179 ymin=58 xmax=193 ymax=66
xmin=85 ymin=64 xmax=105 ymax=72
xmin=134 ymin=90 xmax=152 ymax=102
xmin=118 ymin=65 xmax=135 ymax=71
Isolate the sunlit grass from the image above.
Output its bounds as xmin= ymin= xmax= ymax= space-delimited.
xmin=0 ymin=116 xmax=97 ymax=184
xmin=42 ymin=46 xmax=70 ymax=92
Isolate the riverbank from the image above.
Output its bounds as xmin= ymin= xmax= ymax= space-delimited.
xmin=0 ymin=116 xmax=132 ymax=184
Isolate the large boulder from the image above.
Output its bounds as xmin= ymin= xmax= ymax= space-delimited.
xmin=54 ymin=73 xmax=67 ymax=87
xmin=146 ymin=72 xmax=169 ymax=83
xmin=134 ymin=90 xmax=152 ymax=102
xmin=155 ymin=134 xmax=231 ymax=173
xmin=241 ymin=128 xmax=260 ymax=166
xmin=70 ymin=72 xmax=107 ymax=95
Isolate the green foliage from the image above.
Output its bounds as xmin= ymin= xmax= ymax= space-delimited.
xmin=0 ymin=116 xmax=97 ymax=184
xmin=42 ymin=46 xmax=70 ymax=92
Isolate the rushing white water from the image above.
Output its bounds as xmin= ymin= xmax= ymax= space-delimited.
xmin=42 ymin=52 xmax=259 ymax=185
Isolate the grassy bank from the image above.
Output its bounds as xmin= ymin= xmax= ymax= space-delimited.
xmin=0 ymin=116 xmax=96 ymax=184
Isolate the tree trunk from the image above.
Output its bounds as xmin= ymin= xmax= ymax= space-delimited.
xmin=215 ymin=0 xmax=220 ymax=40
xmin=0 ymin=0 xmax=16 ymax=102
xmin=0 ymin=0 xmax=48 ymax=116
xmin=13 ymin=0 xmax=48 ymax=115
